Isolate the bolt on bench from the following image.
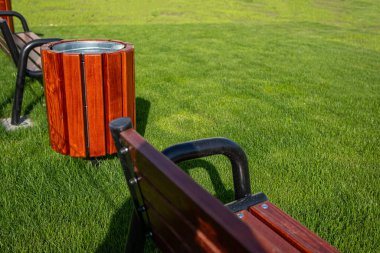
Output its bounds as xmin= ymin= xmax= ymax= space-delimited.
xmin=0 ymin=9 xmax=61 ymax=126
xmin=110 ymin=117 xmax=340 ymax=253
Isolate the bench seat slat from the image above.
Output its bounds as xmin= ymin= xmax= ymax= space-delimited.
xmin=13 ymin=32 xmax=42 ymax=71
xmin=249 ymin=201 xmax=339 ymax=253
xmin=236 ymin=210 xmax=300 ymax=252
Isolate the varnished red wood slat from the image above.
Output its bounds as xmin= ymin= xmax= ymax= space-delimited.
xmin=13 ymin=33 xmax=42 ymax=71
xmin=236 ymin=210 xmax=300 ymax=253
xmin=140 ymin=178 xmax=224 ymax=252
xmin=62 ymin=54 xmax=86 ymax=157
xmin=0 ymin=0 xmax=14 ymax=32
xmin=249 ymin=201 xmax=340 ymax=253
xmin=13 ymin=32 xmax=41 ymax=52
xmin=24 ymin=32 xmax=41 ymax=43
xmin=41 ymin=48 xmax=69 ymax=155
xmin=122 ymin=48 xmax=136 ymax=127
xmin=146 ymin=203 xmax=194 ymax=253
xmin=13 ymin=32 xmax=42 ymax=54
xmin=84 ymin=54 xmax=106 ymax=156
xmin=120 ymin=129 xmax=281 ymax=253
xmin=103 ymin=52 xmax=123 ymax=154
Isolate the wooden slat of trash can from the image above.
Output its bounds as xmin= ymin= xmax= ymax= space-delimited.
xmin=103 ymin=52 xmax=124 ymax=154
xmin=62 ymin=53 xmax=86 ymax=157
xmin=41 ymin=39 xmax=135 ymax=157
xmin=0 ymin=0 xmax=14 ymax=32
xmin=84 ymin=54 xmax=106 ymax=157
xmin=41 ymin=49 xmax=69 ymax=155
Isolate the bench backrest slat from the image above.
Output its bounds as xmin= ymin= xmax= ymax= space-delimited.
xmin=0 ymin=18 xmax=18 ymax=65
xmin=119 ymin=129 xmax=283 ymax=252
xmin=0 ymin=31 xmax=10 ymax=54
xmin=13 ymin=32 xmax=41 ymax=71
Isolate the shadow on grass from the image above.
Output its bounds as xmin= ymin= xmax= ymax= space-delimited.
xmin=96 ymin=199 xmax=133 ymax=253
xmin=23 ymin=93 xmax=44 ymax=116
xmin=88 ymin=97 xmax=151 ymax=252
xmin=136 ymin=97 xmax=150 ymax=136
xmin=86 ymin=96 xmax=151 ymax=165
xmin=178 ymin=159 xmax=235 ymax=202
xmin=0 ymin=93 xmax=13 ymax=115
xmin=73 ymin=157 xmax=133 ymax=252
xmin=0 ymin=78 xmax=44 ymax=118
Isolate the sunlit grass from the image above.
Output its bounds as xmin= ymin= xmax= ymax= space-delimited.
xmin=1 ymin=0 xmax=379 ymax=252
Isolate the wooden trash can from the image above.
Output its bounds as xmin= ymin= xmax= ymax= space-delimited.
xmin=41 ymin=39 xmax=135 ymax=157
xmin=0 ymin=0 xmax=14 ymax=32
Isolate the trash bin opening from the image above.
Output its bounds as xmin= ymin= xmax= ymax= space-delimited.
xmin=51 ymin=41 xmax=125 ymax=54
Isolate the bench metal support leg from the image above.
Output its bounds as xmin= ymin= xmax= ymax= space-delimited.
xmin=125 ymin=210 xmax=146 ymax=253
xmin=11 ymin=51 xmax=29 ymax=125
xmin=10 ymin=38 xmax=61 ymax=125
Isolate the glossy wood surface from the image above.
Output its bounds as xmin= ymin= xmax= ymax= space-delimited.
xmin=41 ymin=40 xmax=135 ymax=157
xmin=41 ymin=49 xmax=69 ymax=155
xmin=120 ymin=129 xmax=283 ymax=253
xmin=13 ymin=32 xmax=42 ymax=71
xmin=122 ymin=48 xmax=136 ymax=124
xmin=103 ymin=52 xmax=123 ymax=154
xmin=0 ymin=0 xmax=14 ymax=32
xmin=84 ymin=54 xmax=106 ymax=157
xmin=236 ymin=210 xmax=300 ymax=252
xmin=249 ymin=201 xmax=340 ymax=253
xmin=62 ymin=53 xmax=86 ymax=157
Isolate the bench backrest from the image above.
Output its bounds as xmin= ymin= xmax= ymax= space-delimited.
xmin=0 ymin=0 xmax=14 ymax=31
xmin=0 ymin=17 xmax=19 ymax=65
xmin=111 ymin=117 xmax=285 ymax=252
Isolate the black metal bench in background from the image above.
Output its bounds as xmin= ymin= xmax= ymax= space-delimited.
xmin=0 ymin=10 xmax=61 ymax=126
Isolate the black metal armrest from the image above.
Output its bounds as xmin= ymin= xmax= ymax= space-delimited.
xmin=162 ymin=137 xmax=252 ymax=200
xmin=11 ymin=38 xmax=62 ymax=125
xmin=0 ymin=10 xmax=30 ymax=32
xmin=20 ymin=38 xmax=62 ymax=77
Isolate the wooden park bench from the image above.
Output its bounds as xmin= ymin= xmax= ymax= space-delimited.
xmin=110 ymin=117 xmax=340 ymax=253
xmin=0 ymin=9 xmax=61 ymax=125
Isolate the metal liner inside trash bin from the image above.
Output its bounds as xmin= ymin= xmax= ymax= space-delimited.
xmin=51 ymin=41 xmax=125 ymax=54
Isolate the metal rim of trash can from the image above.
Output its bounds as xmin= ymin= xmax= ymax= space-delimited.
xmin=51 ymin=41 xmax=126 ymax=54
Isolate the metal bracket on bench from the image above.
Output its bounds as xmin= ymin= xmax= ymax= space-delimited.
xmin=225 ymin=192 xmax=268 ymax=213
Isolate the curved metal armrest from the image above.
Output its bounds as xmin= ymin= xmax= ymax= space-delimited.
xmin=0 ymin=11 xmax=29 ymax=32
xmin=162 ymin=137 xmax=252 ymax=200
xmin=21 ymin=38 xmax=62 ymax=77
xmin=11 ymin=38 xmax=63 ymax=125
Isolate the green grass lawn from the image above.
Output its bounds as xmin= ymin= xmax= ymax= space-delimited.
xmin=1 ymin=0 xmax=379 ymax=252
